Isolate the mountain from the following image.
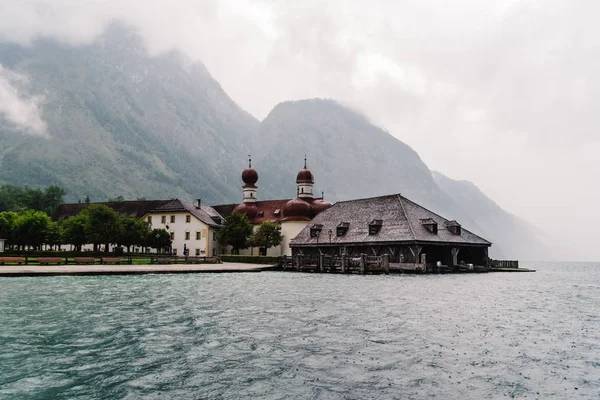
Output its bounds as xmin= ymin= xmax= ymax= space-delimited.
xmin=254 ymin=99 xmax=501 ymax=250
xmin=432 ymin=171 xmax=550 ymax=260
xmin=0 ymin=24 xmax=259 ymax=204
xmin=0 ymin=25 xmax=547 ymax=259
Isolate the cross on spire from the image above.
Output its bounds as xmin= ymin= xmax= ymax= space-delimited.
xmin=248 ymin=154 xmax=251 ymax=168
xmin=304 ymin=154 xmax=307 ymax=169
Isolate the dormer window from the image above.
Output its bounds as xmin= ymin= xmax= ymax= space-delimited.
xmin=310 ymin=224 xmax=323 ymax=238
xmin=445 ymin=220 xmax=462 ymax=235
xmin=369 ymin=219 xmax=383 ymax=235
xmin=274 ymin=209 xmax=281 ymax=217
xmin=337 ymin=222 xmax=350 ymax=236
xmin=257 ymin=211 xmax=264 ymax=217
xmin=420 ymin=218 xmax=438 ymax=234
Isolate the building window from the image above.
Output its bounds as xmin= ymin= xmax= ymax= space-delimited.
xmin=337 ymin=222 xmax=350 ymax=236
xmin=185 ymin=232 xmax=190 ymax=240
xmin=173 ymin=248 xmax=177 ymax=255
xmin=196 ymin=231 xmax=201 ymax=240
xmin=161 ymin=216 xmax=166 ymax=224
xmin=170 ymin=232 xmax=175 ymax=240
xmin=147 ymin=216 xmax=152 ymax=224
xmin=368 ymin=220 xmax=383 ymax=235
xmin=186 ymin=215 xmax=191 ymax=223
xmin=195 ymin=248 xmax=200 ymax=256
xmin=213 ymin=248 xmax=217 ymax=256
xmin=213 ymin=231 xmax=216 ymax=241
xmin=170 ymin=215 xmax=175 ymax=223
xmin=310 ymin=224 xmax=323 ymax=238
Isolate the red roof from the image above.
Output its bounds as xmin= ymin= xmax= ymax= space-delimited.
xmin=213 ymin=197 xmax=331 ymax=224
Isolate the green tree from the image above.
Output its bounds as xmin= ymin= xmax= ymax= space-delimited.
xmin=45 ymin=221 xmax=63 ymax=250
xmin=43 ymin=186 xmax=66 ymax=216
xmin=62 ymin=214 xmax=90 ymax=252
xmin=0 ymin=211 xmax=19 ymax=249
xmin=146 ymin=229 xmax=172 ymax=253
xmin=251 ymin=221 xmax=283 ymax=255
xmin=118 ymin=217 xmax=150 ymax=253
xmin=84 ymin=196 xmax=91 ymax=204
xmin=217 ymin=212 xmax=253 ymax=254
xmin=0 ymin=184 xmax=65 ymax=215
xmin=83 ymin=204 xmax=120 ymax=252
xmin=12 ymin=210 xmax=51 ymax=250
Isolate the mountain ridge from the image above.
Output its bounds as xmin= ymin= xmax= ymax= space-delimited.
xmin=0 ymin=25 xmax=546 ymax=259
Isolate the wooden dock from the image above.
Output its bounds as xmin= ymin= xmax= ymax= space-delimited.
xmin=0 ymin=262 xmax=275 ymax=277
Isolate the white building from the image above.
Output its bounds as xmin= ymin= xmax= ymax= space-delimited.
xmin=141 ymin=199 xmax=222 ymax=256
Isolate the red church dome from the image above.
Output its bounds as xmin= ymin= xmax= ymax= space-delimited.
xmin=296 ymin=168 xmax=314 ymax=184
xmin=283 ymin=198 xmax=312 ymax=221
xmin=241 ymin=156 xmax=258 ymax=187
xmin=242 ymin=167 xmax=258 ymax=187
xmin=233 ymin=202 xmax=258 ymax=219
xmin=310 ymin=198 xmax=332 ymax=215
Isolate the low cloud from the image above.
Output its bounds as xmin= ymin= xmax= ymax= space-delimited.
xmin=0 ymin=65 xmax=48 ymax=136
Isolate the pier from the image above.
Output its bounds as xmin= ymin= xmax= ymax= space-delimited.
xmin=0 ymin=262 xmax=274 ymax=277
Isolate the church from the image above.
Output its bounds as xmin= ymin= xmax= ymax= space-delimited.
xmin=212 ymin=158 xmax=332 ymax=256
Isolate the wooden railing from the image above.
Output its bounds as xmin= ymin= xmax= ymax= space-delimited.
xmin=490 ymin=259 xmax=519 ymax=268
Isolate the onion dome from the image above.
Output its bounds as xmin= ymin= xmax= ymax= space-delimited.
xmin=242 ymin=156 xmax=258 ymax=187
xmin=296 ymin=157 xmax=314 ymax=183
xmin=233 ymin=202 xmax=258 ymax=219
xmin=296 ymin=168 xmax=314 ymax=184
xmin=283 ymin=198 xmax=312 ymax=221
xmin=310 ymin=198 xmax=332 ymax=215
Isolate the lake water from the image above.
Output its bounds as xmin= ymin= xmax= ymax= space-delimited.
xmin=0 ymin=263 xmax=598 ymax=399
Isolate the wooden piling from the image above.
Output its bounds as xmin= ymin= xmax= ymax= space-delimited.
xmin=360 ymin=253 xmax=366 ymax=274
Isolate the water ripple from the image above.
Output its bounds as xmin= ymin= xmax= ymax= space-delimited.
xmin=0 ymin=262 xmax=598 ymax=399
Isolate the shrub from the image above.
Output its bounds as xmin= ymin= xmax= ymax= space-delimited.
xmin=219 ymin=254 xmax=279 ymax=265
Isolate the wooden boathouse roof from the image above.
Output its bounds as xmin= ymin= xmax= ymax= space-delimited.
xmin=290 ymin=194 xmax=491 ymax=247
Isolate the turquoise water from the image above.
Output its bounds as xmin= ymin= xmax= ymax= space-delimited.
xmin=0 ymin=263 xmax=598 ymax=399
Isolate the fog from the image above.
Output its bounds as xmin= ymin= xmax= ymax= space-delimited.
xmin=0 ymin=0 xmax=598 ymax=260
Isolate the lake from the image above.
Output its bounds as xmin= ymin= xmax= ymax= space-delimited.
xmin=0 ymin=263 xmax=598 ymax=399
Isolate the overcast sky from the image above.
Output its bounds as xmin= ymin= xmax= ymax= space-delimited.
xmin=0 ymin=0 xmax=598 ymax=260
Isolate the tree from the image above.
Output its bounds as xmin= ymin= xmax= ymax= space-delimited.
xmin=43 ymin=186 xmax=66 ymax=216
xmin=11 ymin=210 xmax=51 ymax=250
xmin=45 ymin=221 xmax=63 ymax=250
xmin=251 ymin=221 xmax=283 ymax=255
xmin=146 ymin=229 xmax=172 ymax=253
xmin=62 ymin=214 xmax=90 ymax=252
xmin=217 ymin=212 xmax=253 ymax=254
xmin=0 ymin=211 xmax=19 ymax=249
xmin=0 ymin=184 xmax=65 ymax=215
xmin=84 ymin=196 xmax=91 ymax=204
xmin=82 ymin=204 xmax=120 ymax=252
xmin=118 ymin=217 xmax=150 ymax=253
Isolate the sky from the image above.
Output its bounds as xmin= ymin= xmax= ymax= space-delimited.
xmin=0 ymin=0 xmax=598 ymax=260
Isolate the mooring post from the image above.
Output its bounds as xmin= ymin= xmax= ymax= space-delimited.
xmin=382 ymin=254 xmax=390 ymax=274
xmin=341 ymin=254 xmax=347 ymax=274
xmin=319 ymin=254 xmax=324 ymax=273
xmin=360 ymin=253 xmax=366 ymax=274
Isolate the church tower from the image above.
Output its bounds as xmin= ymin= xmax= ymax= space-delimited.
xmin=242 ymin=156 xmax=258 ymax=203
xmin=296 ymin=156 xmax=314 ymax=199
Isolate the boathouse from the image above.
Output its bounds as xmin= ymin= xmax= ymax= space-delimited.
xmin=289 ymin=194 xmax=491 ymax=272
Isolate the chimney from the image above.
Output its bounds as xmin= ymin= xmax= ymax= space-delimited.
xmin=196 ymin=199 xmax=201 ymax=209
